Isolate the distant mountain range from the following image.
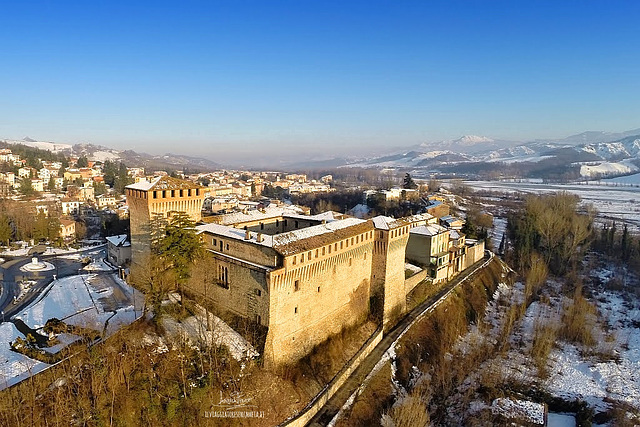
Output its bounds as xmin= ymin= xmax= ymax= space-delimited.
xmin=288 ymin=130 xmax=640 ymax=181
xmin=0 ymin=138 xmax=221 ymax=172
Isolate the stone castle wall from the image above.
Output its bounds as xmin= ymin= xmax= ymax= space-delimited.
xmin=264 ymin=237 xmax=374 ymax=367
xmin=187 ymin=252 xmax=271 ymax=327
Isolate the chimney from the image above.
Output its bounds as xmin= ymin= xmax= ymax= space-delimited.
xmin=245 ymin=230 xmax=251 ymax=240
xmin=257 ymin=233 xmax=264 ymax=243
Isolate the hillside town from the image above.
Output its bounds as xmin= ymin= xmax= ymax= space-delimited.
xmin=0 ymin=144 xmax=470 ymax=267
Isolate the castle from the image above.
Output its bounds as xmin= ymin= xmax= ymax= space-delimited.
xmin=126 ymin=178 xmax=484 ymax=367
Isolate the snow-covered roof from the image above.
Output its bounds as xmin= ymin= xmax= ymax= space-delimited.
xmin=125 ymin=177 xmax=159 ymax=191
xmin=197 ymin=217 xmax=373 ymax=256
xmin=272 ymin=218 xmax=372 ymax=256
xmin=405 ymin=212 xmax=435 ymax=224
xmin=273 ymin=218 xmax=363 ymax=247
xmin=125 ymin=176 xmax=203 ymax=192
xmin=410 ymin=224 xmax=448 ymax=237
xmin=196 ymin=223 xmax=274 ymax=247
xmin=371 ymin=216 xmax=398 ymax=230
xmin=106 ymin=234 xmax=130 ymax=247
xmin=310 ymin=211 xmax=343 ymax=221
xmin=216 ymin=205 xmax=305 ymax=226
xmin=440 ymin=215 xmax=464 ymax=226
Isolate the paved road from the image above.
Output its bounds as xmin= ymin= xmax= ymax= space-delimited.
xmin=306 ymin=253 xmax=494 ymax=426
xmin=0 ymin=247 xmax=107 ymax=320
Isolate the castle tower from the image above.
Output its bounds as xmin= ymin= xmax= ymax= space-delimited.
xmin=126 ymin=176 xmax=205 ymax=263
xmin=371 ymin=216 xmax=411 ymax=331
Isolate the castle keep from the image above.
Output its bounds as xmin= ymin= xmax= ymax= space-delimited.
xmin=126 ymin=176 xmax=205 ymax=260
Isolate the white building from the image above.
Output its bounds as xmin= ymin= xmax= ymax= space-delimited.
xmin=106 ymin=234 xmax=132 ymax=267
xmin=61 ymin=199 xmax=82 ymax=215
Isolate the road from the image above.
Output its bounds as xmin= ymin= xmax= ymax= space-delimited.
xmin=306 ymin=252 xmax=494 ymax=426
xmin=0 ymin=246 xmax=107 ymax=320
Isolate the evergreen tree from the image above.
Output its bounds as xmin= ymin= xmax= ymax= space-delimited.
xmin=76 ymin=156 xmax=89 ymax=168
xmin=19 ymin=177 xmax=35 ymax=197
xmin=33 ymin=211 xmax=49 ymax=242
xmin=113 ymin=162 xmax=133 ymax=194
xmin=621 ymin=224 xmax=629 ymax=260
xmin=498 ymin=232 xmax=506 ymax=255
xmin=103 ymin=160 xmax=117 ymax=188
xmin=94 ymin=181 xmax=107 ymax=196
xmin=0 ymin=215 xmax=12 ymax=246
xmin=47 ymin=176 xmax=56 ymax=192
xmin=157 ymin=213 xmax=203 ymax=284
xmin=609 ymin=221 xmax=617 ymax=250
xmin=402 ymin=173 xmax=418 ymax=189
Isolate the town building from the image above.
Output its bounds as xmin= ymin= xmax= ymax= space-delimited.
xmin=406 ymin=224 xmax=450 ymax=283
xmin=59 ymin=219 xmax=76 ymax=241
xmin=423 ymin=198 xmax=450 ymax=218
xmin=31 ymin=179 xmax=44 ymax=192
xmin=18 ymin=167 xmax=32 ymax=179
xmin=96 ymin=194 xmax=117 ymax=209
xmin=106 ymin=234 xmax=132 ymax=267
xmin=61 ymin=199 xmax=82 ymax=215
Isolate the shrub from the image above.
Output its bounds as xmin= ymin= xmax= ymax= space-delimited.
xmin=560 ymin=285 xmax=597 ymax=348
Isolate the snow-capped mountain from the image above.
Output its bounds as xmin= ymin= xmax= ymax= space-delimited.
xmin=581 ymin=136 xmax=640 ymax=161
xmin=554 ymin=129 xmax=640 ymax=145
xmin=416 ymin=135 xmax=519 ymax=154
xmin=336 ymin=130 xmax=640 ymax=181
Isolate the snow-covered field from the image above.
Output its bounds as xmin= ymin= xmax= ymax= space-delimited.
xmin=0 ymin=322 xmax=48 ymax=389
xmin=2 ymin=138 xmax=72 ymax=153
xmin=599 ymin=172 xmax=640 ymax=185
xmin=579 ymin=160 xmax=639 ymax=178
xmin=464 ymin=180 xmax=640 ymax=232
xmin=0 ymin=272 xmax=144 ymax=390
xmin=543 ymin=287 xmax=640 ymax=412
xmin=90 ymin=150 xmax=121 ymax=162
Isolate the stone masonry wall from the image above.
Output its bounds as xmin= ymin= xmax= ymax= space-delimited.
xmin=186 ymin=252 xmax=271 ymax=327
xmin=264 ymin=239 xmax=374 ymax=367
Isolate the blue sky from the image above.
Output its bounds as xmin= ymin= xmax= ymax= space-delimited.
xmin=1 ymin=1 xmax=639 ymax=164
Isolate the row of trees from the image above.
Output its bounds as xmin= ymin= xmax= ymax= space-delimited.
xmin=0 ymin=201 xmax=63 ymax=246
xmin=594 ymin=221 xmax=640 ymax=273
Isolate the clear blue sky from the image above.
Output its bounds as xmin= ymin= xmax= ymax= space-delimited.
xmin=1 ymin=1 xmax=639 ymax=164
